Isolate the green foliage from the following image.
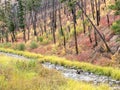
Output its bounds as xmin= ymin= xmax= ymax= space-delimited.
xmin=109 ymin=0 xmax=120 ymax=15
xmin=26 ymin=0 xmax=42 ymax=11
xmin=0 ymin=42 xmax=12 ymax=48
xmin=17 ymin=0 xmax=25 ymax=30
xmin=37 ymin=36 xmax=43 ymax=42
xmin=60 ymin=0 xmax=76 ymax=10
xmin=15 ymin=43 xmax=26 ymax=51
xmin=67 ymin=0 xmax=76 ymax=8
xmin=9 ymin=21 xmax=15 ymax=32
xmin=77 ymin=10 xmax=82 ymax=19
xmin=111 ymin=20 xmax=120 ymax=34
xmin=30 ymin=41 xmax=38 ymax=49
xmin=38 ymin=34 xmax=50 ymax=45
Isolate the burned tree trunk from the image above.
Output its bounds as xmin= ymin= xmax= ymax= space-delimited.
xmin=77 ymin=2 xmax=111 ymax=52
xmin=71 ymin=6 xmax=79 ymax=54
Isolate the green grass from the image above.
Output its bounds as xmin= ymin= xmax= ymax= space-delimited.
xmin=0 ymin=42 xmax=12 ymax=48
xmin=0 ymin=48 xmax=120 ymax=81
xmin=0 ymin=54 xmax=111 ymax=90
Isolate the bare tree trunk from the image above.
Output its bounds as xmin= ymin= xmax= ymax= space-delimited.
xmin=33 ymin=11 xmax=37 ymax=36
xmin=27 ymin=26 xmax=30 ymax=40
xmin=95 ymin=0 xmax=100 ymax=26
xmin=11 ymin=33 xmax=14 ymax=42
xmin=88 ymin=26 xmax=92 ymax=43
xmin=107 ymin=14 xmax=110 ymax=27
xmin=77 ymin=2 xmax=111 ymax=52
xmin=71 ymin=6 xmax=78 ymax=54
xmin=90 ymin=0 xmax=95 ymax=20
xmin=94 ymin=28 xmax=98 ymax=47
xmin=12 ymin=31 xmax=16 ymax=42
xmin=81 ymin=0 xmax=86 ymax=33
xmin=23 ymin=29 xmax=26 ymax=43
xmin=58 ymin=3 xmax=66 ymax=50
xmin=5 ymin=31 xmax=9 ymax=42
xmin=52 ymin=0 xmax=56 ymax=44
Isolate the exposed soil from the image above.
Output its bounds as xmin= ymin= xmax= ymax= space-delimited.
xmin=26 ymin=15 xmax=120 ymax=67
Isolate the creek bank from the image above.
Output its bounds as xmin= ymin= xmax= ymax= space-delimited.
xmin=42 ymin=62 xmax=120 ymax=87
xmin=0 ymin=52 xmax=120 ymax=90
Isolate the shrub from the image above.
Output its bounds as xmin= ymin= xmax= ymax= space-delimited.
xmin=37 ymin=36 xmax=43 ymax=42
xmin=15 ymin=43 xmax=26 ymax=51
xmin=30 ymin=41 xmax=38 ymax=49
xmin=111 ymin=20 xmax=120 ymax=34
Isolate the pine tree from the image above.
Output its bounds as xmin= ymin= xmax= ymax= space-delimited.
xmin=110 ymin=0 xmax=120 ymax=34
xmin=17 ymin=0 xmax=26 ymax=42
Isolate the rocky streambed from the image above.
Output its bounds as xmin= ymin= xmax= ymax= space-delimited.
xmin=43 ymin=62 xmax=120 ymax=90
xmin=0 ymin=52 xmax=120 ymax=90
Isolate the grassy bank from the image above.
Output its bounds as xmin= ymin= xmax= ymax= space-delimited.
xmin=0 ymin=54 xmax=111 ymax=90
xmin=0 ymin=48 xmax=120 ymax=80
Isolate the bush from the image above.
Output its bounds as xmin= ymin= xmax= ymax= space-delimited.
xmin=30 ymin=41 xmax=38 ymax=49
xmin=15 ymin=43 xmax=26 ymax=51
xmin=111 ymin=20 xmax=120 ymax=34
xmin=37 ymin=36 xmax=43 ymax=42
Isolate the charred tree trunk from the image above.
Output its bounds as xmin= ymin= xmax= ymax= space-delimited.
xmin=52 ymin=0 xmax=56 ymax=44
xmin=71 ymin=6 xmax=78 ymax=54
xmin=33 ymin=11 xmax=37 ymax=36
xmin=88 ymin=26 xmax=93 ymax=43
xmin=81 ymin=0 xmax=86 ymax=33
xmin=94 ymin=28 xmax=98 ymax=47
xmin=58 ymin=3 xmax=66 ymax=50
xmin=95 ymin=0 xmax=100 ymax=26
xmin=12 ymin=31 xmax=16 ymax=42
xmin=90 ymin=0 xmax=95 ymax=20
xmin=107 ymin=14 xmax=110 ymax=27
xmin=77 ymin=2 xmax=111 ymax=52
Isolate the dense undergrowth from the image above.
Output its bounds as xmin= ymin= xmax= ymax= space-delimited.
xmin=0 ymin=48 xmax=120 ymax=81
xmin=0 ymin=54 xmax=111 ymax=90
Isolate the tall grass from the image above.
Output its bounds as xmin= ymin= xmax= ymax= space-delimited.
xmin=0 ymin=55 xmax=111 ymax=90
xmin=0 ymin=48 xmax=120 ymax=80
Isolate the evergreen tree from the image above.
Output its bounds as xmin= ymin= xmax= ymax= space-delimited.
xmin=17 ymin=0 xmax=26 ymax=42
xmin=110 ymin=0 xmax=120 ymax=34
